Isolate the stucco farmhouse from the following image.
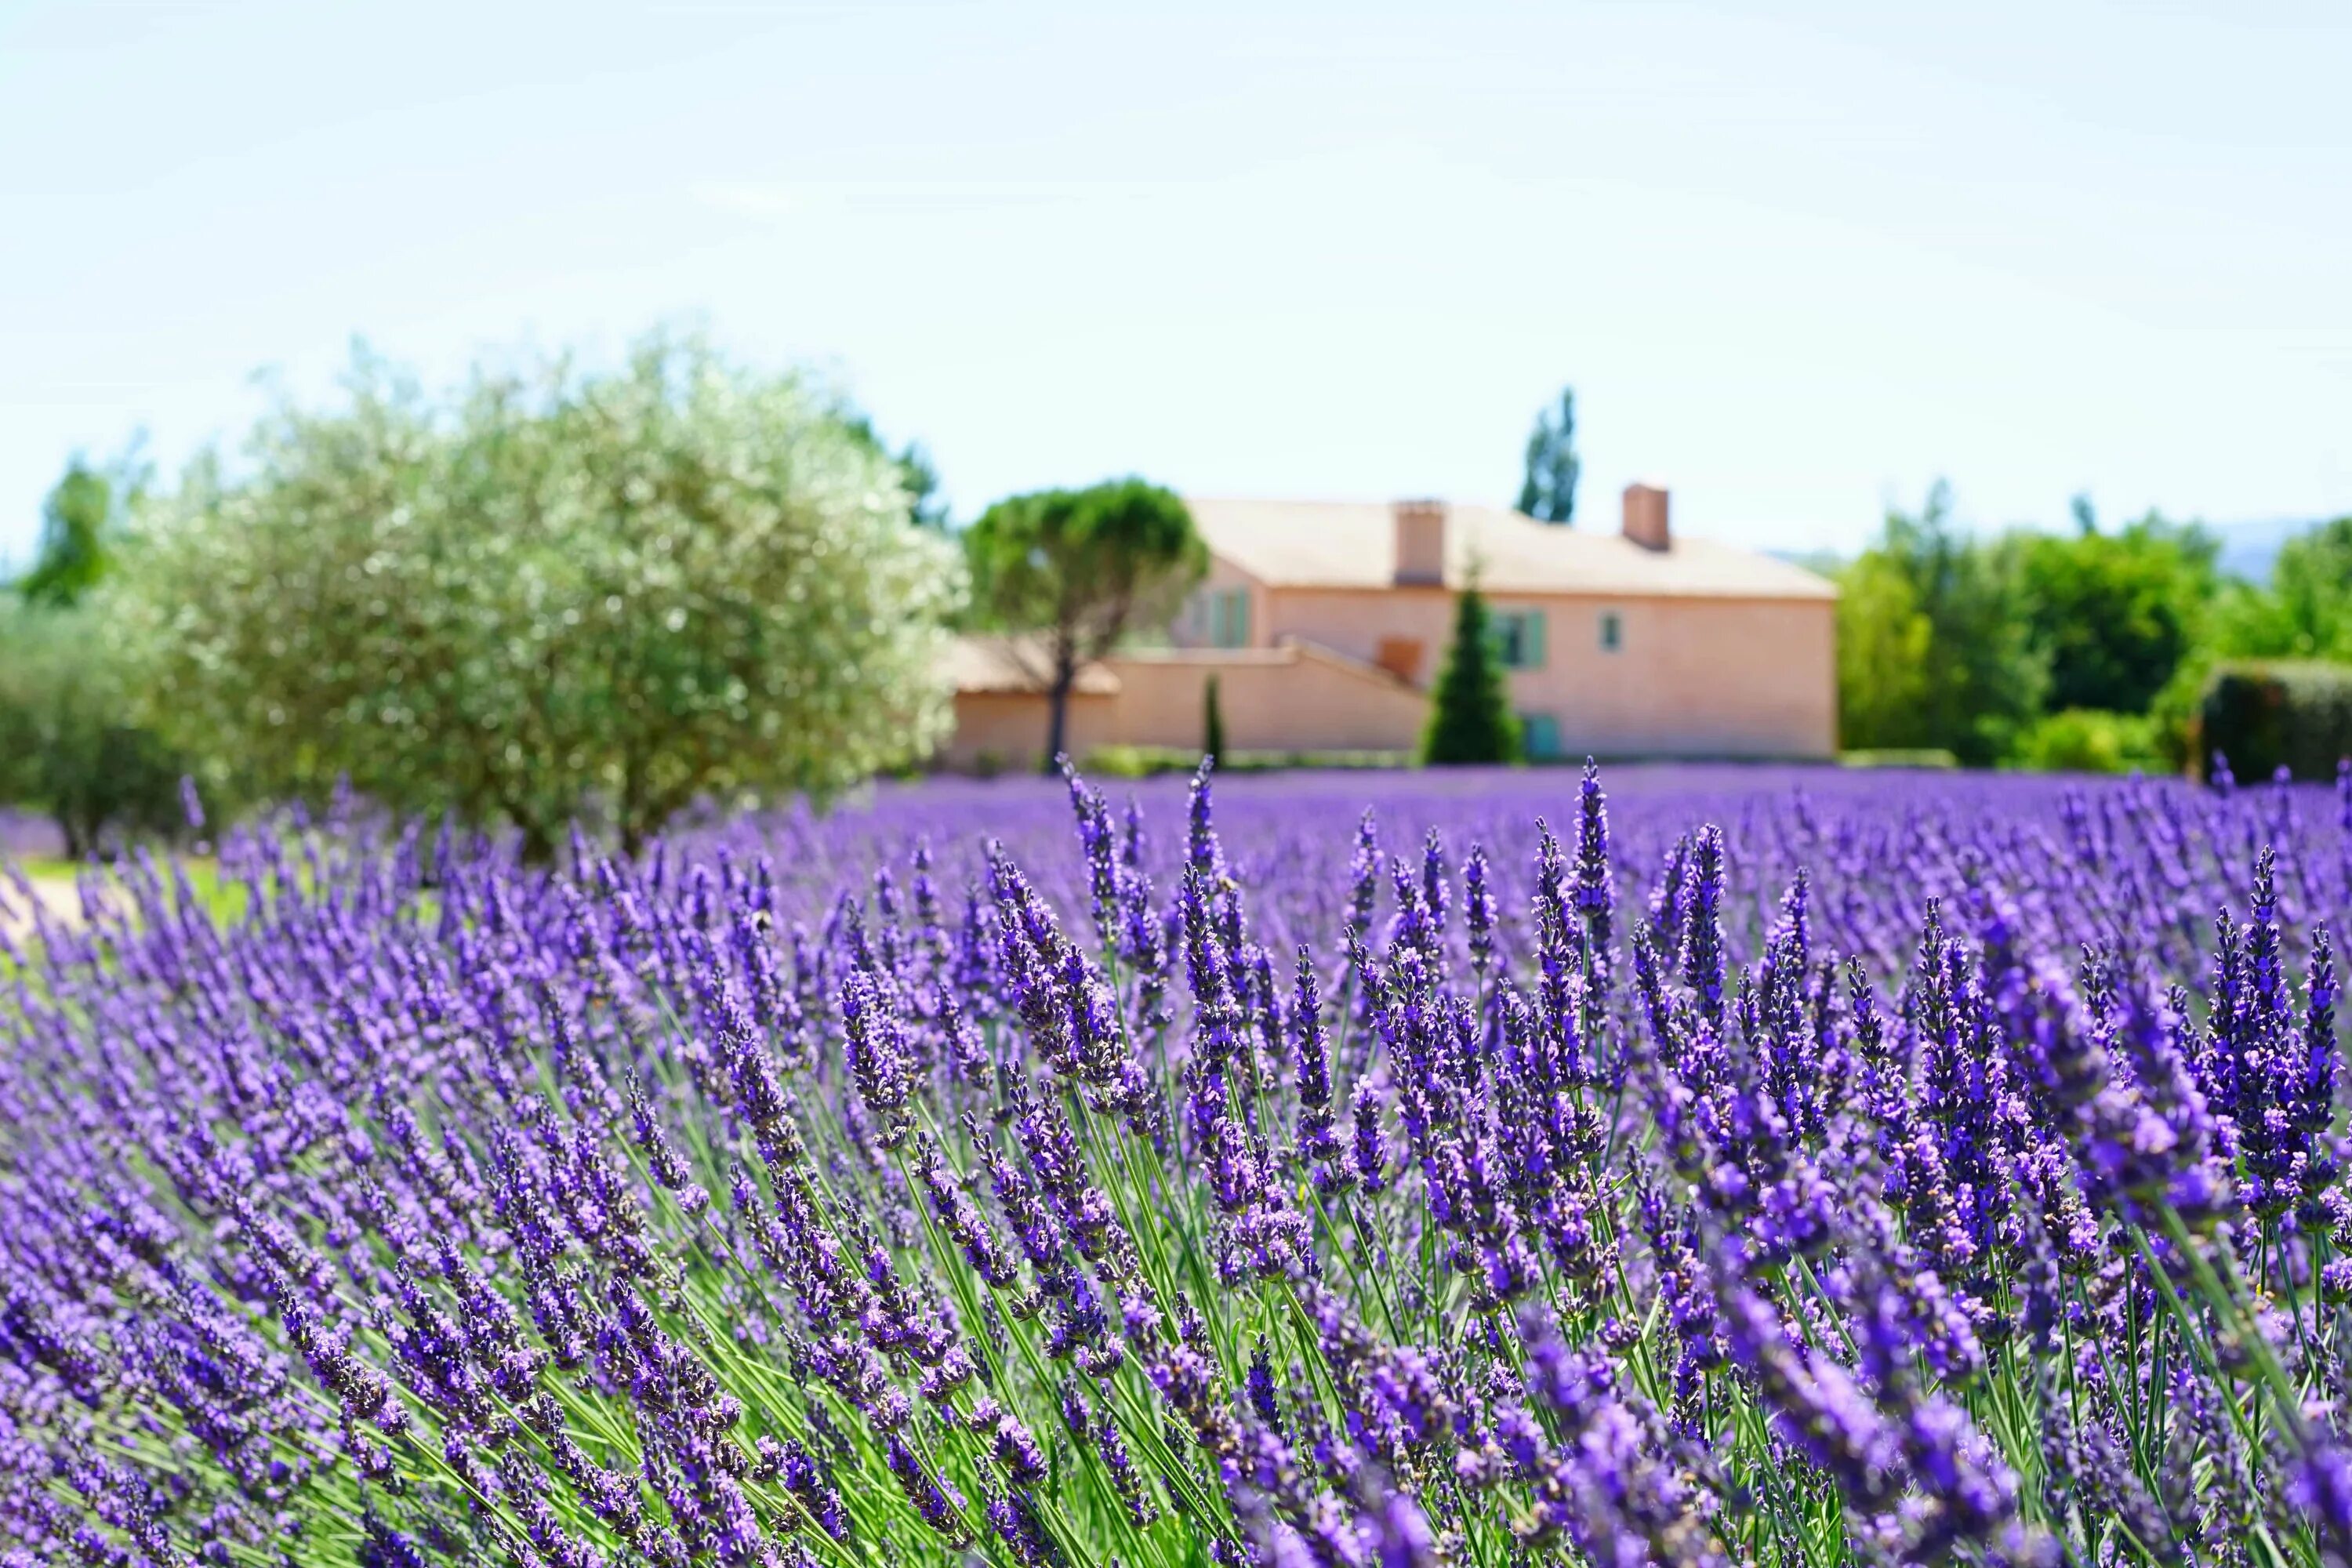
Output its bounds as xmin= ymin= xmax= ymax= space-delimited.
xmin=937 ymin=485 xmax=1837 ymax=771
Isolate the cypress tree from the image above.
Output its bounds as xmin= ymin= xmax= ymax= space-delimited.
xmin=1421 ymin=584 xmax=1522 ymax=765
xmin=1203 ymin=673 xmax=1225 ymax=768
xmin=1515 ymin=387 xmax=1580 ymax=525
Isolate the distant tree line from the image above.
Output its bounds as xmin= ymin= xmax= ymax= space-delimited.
xmin=1836 ymin=483 xmax=2352 ymax=773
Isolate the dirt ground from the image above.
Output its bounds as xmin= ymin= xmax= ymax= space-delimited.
xmin=1 ymin=875 xmax=83 ymax=941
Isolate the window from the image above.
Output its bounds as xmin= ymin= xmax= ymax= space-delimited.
xmin=1188 ymin=587 xmax=1250 ymax=648
xmin=1521 ymin=713 xmax=1562 ymax=760
xmin=1207 ymin=589 xmax=1250 ymax=648
xmin=1491 ymin=608 xmax=1548 ymax=670
xmin=1599 ymin=611 xmax=1624 ymax=652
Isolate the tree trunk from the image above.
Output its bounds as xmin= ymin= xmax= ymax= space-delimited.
xmin=517 ymin=816 xmax=557 ymax=867
xmin=619 ymin=748 xmax=644 ymax=863
xmin=1043 ymin=644 xmax=1077 ymax=774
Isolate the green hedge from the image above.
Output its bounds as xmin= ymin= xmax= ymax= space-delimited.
xmin=1838 ymin=748 xmax=1960 ymax=771
xmin=1080 ymin=746 xmax=1410 ymax=779
xmin=2194 ymin=660 xmax=2352 ymax=782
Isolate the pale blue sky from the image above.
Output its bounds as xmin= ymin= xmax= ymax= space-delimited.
xmin=2 ymin=0 xmax=2347 ymax=567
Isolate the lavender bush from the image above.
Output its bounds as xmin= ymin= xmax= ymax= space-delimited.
xmin=3 ymin=760 xmax=2350 ymax=1567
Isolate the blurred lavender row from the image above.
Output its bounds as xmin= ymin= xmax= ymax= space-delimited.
xmin=0 ymin=810 xmax=62 ymax=862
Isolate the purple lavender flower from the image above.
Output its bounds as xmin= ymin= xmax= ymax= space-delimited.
xmin=840 ymin=970 xmax=916 ymax=1146
xmin=12 ymin=760 xmax=2352 ymax=1566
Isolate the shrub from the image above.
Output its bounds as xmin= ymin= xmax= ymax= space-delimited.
xmin=2009 ymin=708 xmax=2161 ymax=775
xmin=2193 ymin=660 xmax=2352 ymax=782
xmin=1202 ymin=674 xmax=1225 ymax=769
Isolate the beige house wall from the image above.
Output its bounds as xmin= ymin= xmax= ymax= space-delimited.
xmin=1104 ymin=648 xmax=1426 ymax=753
xmin=1540 ymin=595 xmax=1836 ymax=757
xmin=1258 ymin=585 xmax=1837 ymax=759
xmin=1254 ymin=585 xmax=1452 ymax=676
xmin=939 ymin=690 xmax=1120 ymax=773
xmin=935 ymin=644 xmax=1428 ymax=772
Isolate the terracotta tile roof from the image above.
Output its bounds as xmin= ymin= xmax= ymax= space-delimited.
xmin=1183 ymin=498 xmax=1837 ymax=601
xmin=943 ymin=635 xmax=1123 ymax=696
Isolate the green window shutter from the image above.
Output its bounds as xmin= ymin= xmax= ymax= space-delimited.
xmin=1494 ymin=610 xmax=1537 ymax=668
xmin=1210 ymin=590 xmax=1248 ymax=648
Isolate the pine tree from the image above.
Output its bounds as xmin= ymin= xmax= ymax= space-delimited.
xmin=1421 ymin=585 xmax=1522 ymax=764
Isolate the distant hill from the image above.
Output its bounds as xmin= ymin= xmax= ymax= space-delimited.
xmin=2209 ymin=517 xmax=2321 ymax=583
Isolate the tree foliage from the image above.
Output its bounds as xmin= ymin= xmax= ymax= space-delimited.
xmin=1515 ymin=387 xmax=1580 ymax=525
xmin=964 ymin=478 xmax=1206 ymax=770
xmin=114 ymin=332 xmax=963 ymax=857
xmin=2 ymin=450 xmax=188 ymax=856
xmin=1421 ymin=583 xmax=1521 ymax=765
xmin=840 ymin=414 xmax=949 ymax=530
xmin=20 ymin=450 xmax=143 ymax=609
xmin=0 ymin=601 xmax=190 ymax=858
xmin=2013 ymin=500 xmax=2217 ymax=714
xmin=2202 ymin=517 xmax=2352 ymax=661
xmin=1835 ymin=485 xmax=2237 ymax=771
xmin=1834 ymin=482 xmax=2043 ymax=766
xmin=1202 ymin=673 xmax=1225 ymax=768
xmin=1833 ymin=551 xmax=1933 ymax=753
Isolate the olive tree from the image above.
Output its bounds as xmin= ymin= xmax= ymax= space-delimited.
xmin=118 ymin=332 xmax=964 ymax=857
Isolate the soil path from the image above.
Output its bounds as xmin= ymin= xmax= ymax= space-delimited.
xmin=1 ymin=875 xmax=83 ymax=941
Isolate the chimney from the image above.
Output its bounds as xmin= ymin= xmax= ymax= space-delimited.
xmin=1393 ymin=499 xmax=1447 ymax=585
xmin=1621 ymin=483 xmax=1670 ymax=551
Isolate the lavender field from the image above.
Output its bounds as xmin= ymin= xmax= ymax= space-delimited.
xmin=3 ymin=762 xmax=2350 ymax=1567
